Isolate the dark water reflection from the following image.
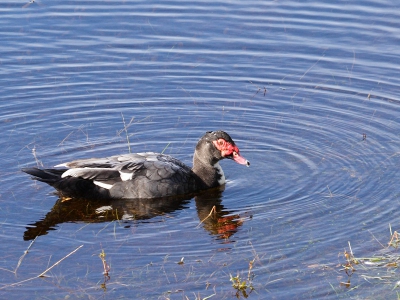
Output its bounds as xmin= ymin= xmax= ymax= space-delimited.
xmin=23 ymin=186 xmax=246 ymax=242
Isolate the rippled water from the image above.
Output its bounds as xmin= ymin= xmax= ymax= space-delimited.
xmin=1 ymin=0 xmax=400 ymax=298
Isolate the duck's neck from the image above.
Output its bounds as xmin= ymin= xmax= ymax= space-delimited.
xmin=192 ymin=152 xmax=225 ymax=189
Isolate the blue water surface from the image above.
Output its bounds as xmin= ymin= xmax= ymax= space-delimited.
xmin=1 ymin=0 xmax=400 ymax=299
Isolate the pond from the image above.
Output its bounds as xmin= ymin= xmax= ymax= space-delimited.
xmin=1 ymin=0 xmax=400 ymax=298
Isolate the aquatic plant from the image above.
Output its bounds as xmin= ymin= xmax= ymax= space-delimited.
xmin=339 ymin=225 xmax=400 ymax=290
xmin=230 ymin=258 xmax=255 ymax=298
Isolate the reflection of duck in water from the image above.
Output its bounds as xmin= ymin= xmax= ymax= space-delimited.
xmin=23 ymin=187 xmax=249 ymax=241
xmin=22 ymin=131 xmax=250 ymax=241
xmin=22 ymin=131 xmax=249 ymax=200
xmin=195 ymin=193 xmax=249 ymax=241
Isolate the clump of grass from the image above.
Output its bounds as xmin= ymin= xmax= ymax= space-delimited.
xmin=339 ymin=242 xmax=358 ymax=288
xmin=339 ymin=226 xmax=400 ymax=289
xmin=388 ymin=225 xmax=400 ymax=248
xmin=230 ymin=258 xmax=255 ymax=298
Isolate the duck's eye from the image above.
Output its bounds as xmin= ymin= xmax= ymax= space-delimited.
xmin=233 ymin=151 xmax=238 ymax=156
xmin=218 ymin=139 xmax=224 ymax=146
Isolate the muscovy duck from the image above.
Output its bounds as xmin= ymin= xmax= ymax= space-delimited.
xmin=22 ymin=131 xmax=249 ymax=200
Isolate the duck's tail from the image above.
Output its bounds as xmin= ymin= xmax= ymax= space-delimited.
xmin=22 ymin=168 xmax=65 ymax=185
xmin=22 ymin=167 xmax=111 ymax=200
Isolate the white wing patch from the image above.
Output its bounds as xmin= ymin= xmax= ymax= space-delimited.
xmin=55 ymin=163 xmax=68 ymax=168
xmin=93 ymin=180 xmax=113 ymax=189
xmin=119 ymin=171 xmax=133 ymax=181
xmin=61 ymin=168 xmax=117 ymax=190
xmin=61 ymin=168 xmax=85 ymax=178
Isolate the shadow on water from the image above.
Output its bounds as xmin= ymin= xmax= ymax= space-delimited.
xmin=23 ymin=186 xmax=247 ymax=242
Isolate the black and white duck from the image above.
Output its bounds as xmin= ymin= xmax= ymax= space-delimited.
xmin=22 ymin=130 xmax=250 ymax=200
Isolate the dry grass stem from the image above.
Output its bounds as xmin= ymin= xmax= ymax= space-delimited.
xmin=58 ymin=124 xmax=88 ymax=146
xmin=326 ymin=185 xmax=333 ymax=197
xmin=0 ymin=236 xmax=38 ymax=275
xmin=196 ymin=206 xmax=217 ymax=228
xmin=161 ymin=142 xmax=171 ymax=154
xmin=0 ymin=245 xmax=83 ymax=290
xmin=38 ymin=245 xmax=83 ymax=277
xmin=388 ymin=231 xmax=400 ymax=248
xmin=120 ymin=113 xmax=134 ymax=153
xmin=31 ymin=146 xmax=43 ymax=167
xmin=99 ymin=249 xmax=111 ymax=278
xmin=15 ymin=236 xmax=38 ymax=274
xmin=367 ymin=229 xmax=385 ymax=248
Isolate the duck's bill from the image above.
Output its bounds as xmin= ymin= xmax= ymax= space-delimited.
xmin=232 ymin=154 xmax=250 ymax=167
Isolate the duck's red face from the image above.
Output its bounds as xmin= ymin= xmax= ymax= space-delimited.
xmin=213 ymin=139 xmax=250 ymax=166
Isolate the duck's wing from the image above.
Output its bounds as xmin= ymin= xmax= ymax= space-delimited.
xmin=56 ymin=152 xmax=193 ymax=190
xmin=54 ymin=152 xmax=159 ymax=169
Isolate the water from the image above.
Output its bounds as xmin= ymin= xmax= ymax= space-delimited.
xmin=1 ymin=0 xmax=400 ymax=298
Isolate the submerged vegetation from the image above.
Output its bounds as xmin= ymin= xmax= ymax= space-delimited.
xmin=230 ymin=258 xmax=255 ymax=298
xmin=0 ymin=202 xmax=262 ymax=299
xmin=0 ymin=242 xmax=83 ymax=290
xmin=338 ymin=226 xmax=400 ymax=292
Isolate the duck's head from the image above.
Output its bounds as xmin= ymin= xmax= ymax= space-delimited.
xmin=196 ymin=131 xmax=250 ymax=167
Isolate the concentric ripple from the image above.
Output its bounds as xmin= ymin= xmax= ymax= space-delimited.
xmin=1 ymin=0 xmax=400 ymax=298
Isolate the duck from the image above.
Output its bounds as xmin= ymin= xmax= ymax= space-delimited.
xmin=22 ymin=131 xmax=250 ymax=200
